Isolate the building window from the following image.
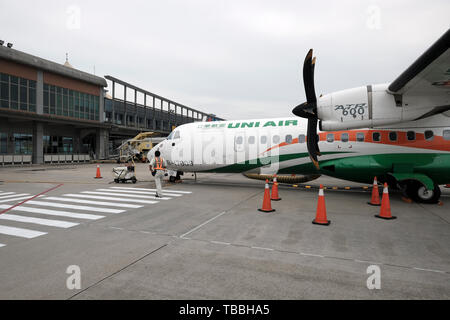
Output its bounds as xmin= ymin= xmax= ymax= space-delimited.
xmin=407 ymin=131 xmax=415 ymax=141
xmin=424 ymin=130 xmax=434 ymax=141
xmin=372 ymin=132 xmax=381 ymax=142
xmin=356 ymin=132 xmax=365 ymax=142
xmin=13 ymin=133 xmax=32 ymax=154
xmin=341 ymin=133 xmax=349 ymax=142
xmin=42 ymin=82 xmax=100 ymax=121
xmin=389 ymin=132 xmax=397 ymax=141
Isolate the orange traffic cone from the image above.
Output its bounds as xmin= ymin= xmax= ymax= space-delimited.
xmin=375 ymin=183 xmax=397 ymax=220
xmin=258 ymin=179 xmax=275 ymax=213
xmin=312 ymin=184 xmax=330 ymax=225
xmin=94 ymin=164 xmax=102 ymax=179
xmin=271 ymin=175 xmax=281 ymax=201
xmin=368 ymin=176 xmax=380 ymax=206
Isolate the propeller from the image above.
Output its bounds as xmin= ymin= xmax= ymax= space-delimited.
xmin=292 ymin=49 xmax=321 ymax=170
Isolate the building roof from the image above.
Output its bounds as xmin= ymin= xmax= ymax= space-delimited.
xmin=0 ymin=45 xmax=107 ymax=87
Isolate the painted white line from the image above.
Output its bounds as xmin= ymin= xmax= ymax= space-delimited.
xmin=44 ymin=196 xmax=143 ymax=209
xmin=180 ymin=211 xmax=228 ymax=238
xmin=63 ymin=194 xmax=159 ymax=205
xmin=299 ymin=252 xmax=324 ymax=258
xmin=97 ymin=188 xmax=182 ymax=197
xmin=0 ymin=204 xmax=104 ymax=220
xmin=0 ymin=195 xmax=33 ymax=203
xmin=81 ymin=191 xmax=171 ymax=200
xmin=0 ymin=193 xmax=29 ymax=200
xmin=354 ymin=259 xmax=382 ymax=265
xmin=0 ymin=243 xmax=5 ymax=248
xmin=0 ymin=214 xmax=79 ymax=228
xmin=0 ymin=225 xmax=47 ymax=239
xmin=26 ymin=200 xmax=125 ymax=214
xmin=110 ymin=187 xmax=192 ymax=194
xmin=0 ymin=192 xmax=16 ymax=198
xmin=210 ymin=240 xmax=231 ymax=245
xmin=251 ymin=246 xmax=274 ymax=251
xmin=413 ymin=267 xmax=446 ymax=274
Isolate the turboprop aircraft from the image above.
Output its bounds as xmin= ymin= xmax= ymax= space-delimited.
xmin=149 ymin=29 xmax=450 ymax=203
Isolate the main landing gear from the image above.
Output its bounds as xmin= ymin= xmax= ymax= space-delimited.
xmin=402 ymin=180 xmax=441 ymax=204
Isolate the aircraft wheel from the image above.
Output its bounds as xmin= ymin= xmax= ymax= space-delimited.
xmin=406 ymin=181 xmax=441 ymax=204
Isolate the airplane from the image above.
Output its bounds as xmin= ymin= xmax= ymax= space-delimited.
xmin=149 ymin=29 xmax=450 ymax=204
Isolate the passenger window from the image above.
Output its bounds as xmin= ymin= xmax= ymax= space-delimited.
xmin=173 ymin=131 xmax=180 ymax=139
xmin=327 ymin=133 xmax=334 ymax=142
xmin=298 ymin=134 xmax=305 ymax=143
xmin=407 ymin=131 xmax=415 ymax=141
xmin=248 ymin=136 xmax=255 ymax=144
xmin=444 ymin=130 xmax=450 ymax=140
xmin=285 ymin=135 xmax=292 ymax=143
xmin=372 ymin=132 xmax=381 ymax=142
xmin=236 ymin=136 xmax=243 ymax=144
xmin=389 ymin=132 xmax=397 ymax=141
xmin=341 ymin=133 xmax=349 ymax=142
xmin=424 ymin=130 xmax=434 ymax=141
xmin=260 ymin=136 xmax=267 ymax=144
xmin=272 ymin=135 xmax=280 ymax=144
xmin=356 ymin=132 xmax=365 ymax=142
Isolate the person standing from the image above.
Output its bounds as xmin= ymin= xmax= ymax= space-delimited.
xmin=150 ymin=150 xmax=166 ymax=197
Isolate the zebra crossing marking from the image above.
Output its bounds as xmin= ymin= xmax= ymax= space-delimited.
xmin=0 ymin=225 xmax=47 ymax=239
xmin=63 ymin=193 xmax=159 ymax=204
xmin=0 ymin=193 xmax=30 ymax=200
xmin=0 ymin=214 xmax=79 ymax=228
xmin=81 ymin=191 xmax=171 ymax=200
xmin=0 ymin=192 xmax=16 ymax=198
xmin=0 ymin=195 xmax=33 ymax=203
xmin=44 ymin=196 xmax=144 ymax=208
xmin=110 ymin=187 xmax=192 ymax=194
xmin=95 ymin=188 xmax=182 ymax=197
xmin=0 ymin=186 xmax=191 ymax=248
xmin=0 ymin=204 xmax=104 ymax=220
xmin=26 ymin=200 xmax=125 ymax=214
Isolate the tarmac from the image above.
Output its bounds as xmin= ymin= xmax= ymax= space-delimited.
xmin=0 ymin=163 xmax=449 ymax=299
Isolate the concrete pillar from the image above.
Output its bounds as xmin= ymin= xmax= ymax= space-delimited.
xmin=95 ymin=128 xmax=108 ymax=159
xmin=36 ymin=71 xmax=43 ymax=114
xmin=32 ymin=121 xmax=44 ymax=164
xmin=74 ymin=128 xmax=81 ymax=154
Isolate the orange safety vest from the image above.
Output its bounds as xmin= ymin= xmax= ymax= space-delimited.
xmin=154 ymin=157 xmax=165 ymax=170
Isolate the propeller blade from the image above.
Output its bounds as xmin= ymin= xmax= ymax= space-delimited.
xmin=292 ymin=49 xmax=321 ymax=170
xmin=303 ymin=49 xmax=317 ymax=104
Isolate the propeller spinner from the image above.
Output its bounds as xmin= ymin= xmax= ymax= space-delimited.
xmin=292 ymin=49 xmax=321 ymax=170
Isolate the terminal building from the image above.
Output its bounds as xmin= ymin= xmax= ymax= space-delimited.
xmin=0 ymin=43 xmax=223 ymax=165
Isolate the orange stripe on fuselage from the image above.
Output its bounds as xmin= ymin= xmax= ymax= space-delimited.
xmin=261 ymin=129 xmax=450 ymax=154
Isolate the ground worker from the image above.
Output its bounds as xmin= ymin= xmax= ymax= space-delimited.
xmin=150 ymin=150 xmax=167 ymax=197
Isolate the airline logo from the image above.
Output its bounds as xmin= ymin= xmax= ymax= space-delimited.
xmin=197 ymin=119 xmax=300 ymax=129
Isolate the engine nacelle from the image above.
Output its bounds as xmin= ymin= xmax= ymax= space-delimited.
xmin=317 ymin=83 xmax=441 ymax=130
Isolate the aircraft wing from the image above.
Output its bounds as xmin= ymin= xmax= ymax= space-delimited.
xmin=387 ymin=29 xmax=450 ymax=115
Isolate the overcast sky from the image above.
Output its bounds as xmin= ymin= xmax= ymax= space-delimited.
xmin=1 ymin=0 xmax=449 ymax=120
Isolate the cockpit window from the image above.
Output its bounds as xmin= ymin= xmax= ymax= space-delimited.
xmin=166 ymin=131 xmax=174 ymax=140
xmin=173 ymin=131 xmax=180 ymax=139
